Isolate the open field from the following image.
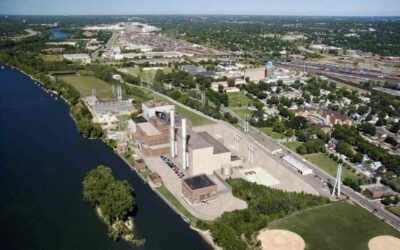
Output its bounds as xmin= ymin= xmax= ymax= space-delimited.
xmin=126 ymin=67 xmax=172 ymax=84
xmin=305 ymin=152 xmax=359 ymax=179
xmin=150 ymin=92 xmax=214 ymax=126
xmin=258 ymin=127 xmax=287 ymax=139
xmin=40 ymin=54 xmax=63 ymax=62
xmin=283 ymin=141 xmax=303 ymax=151
xmin=269 ymin=202 xmax=400 ymax=250
xmin=60 ymin=76 xmax=114 ymax=98
xmin=232 ymin=108 xmax=254 ymax=120
xmin=228 ymin=92 xmax=254 ymax=107
xmin=156 ymin=186 xmax=211 ymax=226
xmin=282 ymin=142 xmax=359 ymax=179
xmin=387 ymin=206 xmax=400 ymax=217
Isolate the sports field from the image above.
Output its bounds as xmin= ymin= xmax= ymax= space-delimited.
xmin=269 ymin=201 xmax=400 ymax=250
xmin=60 ymin=76 xmax=114 ymax=98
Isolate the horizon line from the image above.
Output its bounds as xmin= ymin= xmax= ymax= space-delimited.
xmin=1 ymin=13 xmax=400 ymax=18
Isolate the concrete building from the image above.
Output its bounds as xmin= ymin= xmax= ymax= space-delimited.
xmin=244 ymin=68 xmax=266 ymax=82
xmin=142 ymin=101 xmax=175 ymax=120
xmin=182 ymin=174 xmax=217 ymax=206
xmin=63 ymin=54 xmax=91 ymax=64
xmin=174 ymin=122 xmax=241 ymax=175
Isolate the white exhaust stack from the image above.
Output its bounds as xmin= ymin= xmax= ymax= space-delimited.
xmin=170 ymin=110 xmax=175 ymax=157
xmin=182 ymin=118 xmax=187 ymax=169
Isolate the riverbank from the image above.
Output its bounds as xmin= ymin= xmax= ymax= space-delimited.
xmin=191 ymin=226 xmax=222 ymax=250
xmin=3 ymin=62 xmax=218 ymax=249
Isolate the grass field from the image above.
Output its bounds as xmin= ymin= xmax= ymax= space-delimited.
xmin=40 ymin=54 xmax=63 ymax=62
xmin=150 ymin=92 xmax=214 ymax=127
xmin=258 ymin=127 xmax=287 ymax=139
xmin=60 ymin=76 xmax=114 ymax=98
xmin=228 ymin=92 xmax=254 ymax=107
xmin=387 ymin=206 xmax=400 ymax=217
xmin=305 ymin=152 xmax=358 ymax=179
xmin=282 ymin=142 xmax=359 ymax=179
xmin=126 ymin=67 xmax=172 ymax=84
xmin=282 ymin=141 xmax=303 ymax=151
xmin=233 ymin=108 xmax=254 ymax=120
xmin=156 ymin=186 xmax=211 ymax=225
xmin=269 ymin=202 xmax=400 ymax=250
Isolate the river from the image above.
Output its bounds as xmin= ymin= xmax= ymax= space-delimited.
xmin=0 ymin=63 xmax=212 ymax=250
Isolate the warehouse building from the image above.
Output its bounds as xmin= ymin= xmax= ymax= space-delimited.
xmin=182 ymin=174 xmax=217 ymax=206
xmin=281 ymin=155 xmax=313 ymax=175
xmin=63 ymin=53 xmax=91 ymax=64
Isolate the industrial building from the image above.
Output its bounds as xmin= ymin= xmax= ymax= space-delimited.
xmin=244 ymin=67 xmax=266 ymax=82
xmin=181 ymin=65 xmax=219 ymax=79
xmin=182 ymin=174 xmax=217 ymax=206
xmin=171 ymin=117 xmax=241 ymax=176
xmin=63 ymin=53 xmax=91 ymax=64
xmin=142 ymin=101 xmax=175 ymax=120
xmin=134 ymin=102 xmax=191 ymax=157
xmin=281 ymin=155 xmax=313 ymax=175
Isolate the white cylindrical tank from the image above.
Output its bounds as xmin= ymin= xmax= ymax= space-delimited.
xmin=182 ymin=118 xmax=187 ymax=169
xmin=170 ymin=110 xmax=175 ymax=157
xmin=221 ymin=164 xmax=233 ymax=176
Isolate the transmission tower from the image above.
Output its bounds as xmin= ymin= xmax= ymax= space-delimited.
xmin=117 ymin=85 xmax=122 ymax=101
xmin=331 ymin=163 xmax=343 ymax=198
xmin=244 ymin=115 xmax=250 ymax=133
xmin=112 ymin=85 xmax=115 ymax=98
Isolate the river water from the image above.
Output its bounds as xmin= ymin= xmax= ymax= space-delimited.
xmin=0 ymin=63 xmax=212 ymax=250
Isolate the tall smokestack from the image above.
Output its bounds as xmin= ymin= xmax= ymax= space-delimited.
xmin=170 ymin=110 xmax=175 ymax=157
xmin=182 ymin=118 xmax=187 ymax=169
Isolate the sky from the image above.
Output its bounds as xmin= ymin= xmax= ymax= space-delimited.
xmin=1 ymin=0 xmax=399 ymax=16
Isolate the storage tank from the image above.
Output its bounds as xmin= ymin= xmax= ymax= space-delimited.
xmin=221 ymin=164 xmax=233 ymax=176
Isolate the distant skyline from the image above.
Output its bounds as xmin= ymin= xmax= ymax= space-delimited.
xmin=1 ymin=0 xmax=400 ymax=16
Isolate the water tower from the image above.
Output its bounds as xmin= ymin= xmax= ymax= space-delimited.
xmin=266 ymin=61 xmax=275 ymax=79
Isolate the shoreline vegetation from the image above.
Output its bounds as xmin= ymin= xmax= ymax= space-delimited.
xmin=82 ymin=165 xmax=144 ymax=246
